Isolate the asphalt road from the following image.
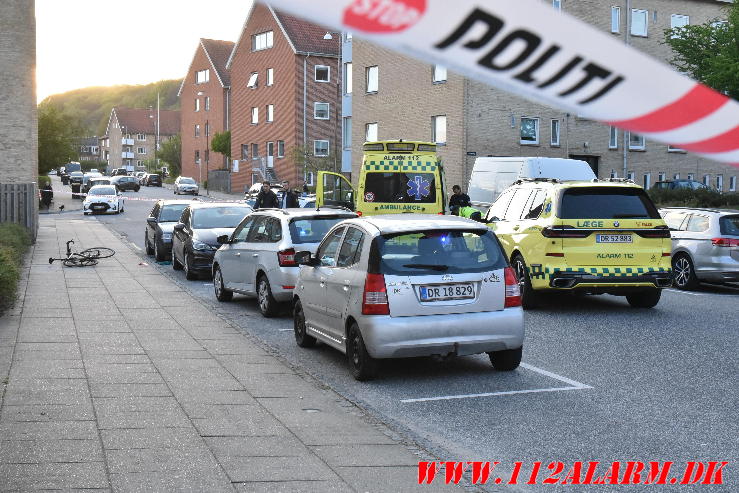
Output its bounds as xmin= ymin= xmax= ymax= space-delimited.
xmin=82 ymin=181 xmax=738 ymax=492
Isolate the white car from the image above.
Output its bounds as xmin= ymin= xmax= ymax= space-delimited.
xmin=83 ymin=185 xmax=125 ymax=215
xmin=174 ymin=176 xmax=199 ymax=195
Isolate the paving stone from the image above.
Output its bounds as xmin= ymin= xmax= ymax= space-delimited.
xmin=310 ymin=444 xmax=422 ymax=467
xmin=232 ymin=480 xmax=352 ymax=493
xmin=100 ymin=427 xmax=205 ymax=451
xmin=218 ymin=455 xmax=340 ymax=483
xmin=105 ymin=447 xmax=220 ymax=474
xmin=1 ymin=402 xmax=95 ymax=422
xmin=0 ymin=420 xmax=99 ymax=441
xmin=204 ymin=435 xmax=308 ymax=458
xmin=0 ymin=438 xmax=103 ymax=463
xmin=108 ymin=469 xmax=233 ymax=493
xmin=0 ymin=462 xmax=109 ymax=490
xmin=90 ymin=383 xmax=172 ymax=398
xmin=335 ymin=466 xmax=461 ymax=492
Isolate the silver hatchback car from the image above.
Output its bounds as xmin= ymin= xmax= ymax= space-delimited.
xmin=660 ymin=208 xmax=739 ymax=289
xmin=292 ymin=215 xmax=525 ymax=380
xmin=212 ymin=208 xmax=357 ymax=317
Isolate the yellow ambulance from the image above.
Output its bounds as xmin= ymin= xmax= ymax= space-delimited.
xmin=316 ymin=140 xmax=446 ymax=216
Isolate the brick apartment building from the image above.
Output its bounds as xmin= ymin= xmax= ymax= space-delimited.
xmin=100 ymin=107 xmax=180 ymax=173
xmin=351 ymin=0 xmax=737 ymax=193
xmin=178 ymin=38 xmax=234 ymax=186
xmin=227 ymin=3 xmax=340 ymax=193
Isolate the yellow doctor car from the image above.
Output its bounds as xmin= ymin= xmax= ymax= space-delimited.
xmin=484 ymin=178 xmax=672 ymax=309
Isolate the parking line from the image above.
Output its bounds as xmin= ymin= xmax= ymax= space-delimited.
xmin=130 ymin=244 xmax=142 ymax=251
xmin=519 ymin=363 xmax=592 ymax=388
xmin=665 ymin=289 xmax=704 ymax=296
xmin=278 ymin=329 xmax=293 ymax=332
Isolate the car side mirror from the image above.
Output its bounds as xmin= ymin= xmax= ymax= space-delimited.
xmin=216 ymin=235 xmax=230 ymax=244
xmin=146 ymin=217 xmax=157 ymax=225
xmin=487 ymin=216 xmax=500 ymax=222
xmin=173 ymin=223 xmax=185 ymax=232
xmin=295 ymin=251 xmax=318 ymax=266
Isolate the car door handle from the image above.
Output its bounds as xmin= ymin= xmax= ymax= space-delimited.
xmin=252 ymin=254 xmax=259 ymax=257
xmin=235 ymin=252 xmax=240 ymax=256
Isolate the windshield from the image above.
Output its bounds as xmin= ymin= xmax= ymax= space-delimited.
xmin=289 ymin=216 xmax=352 ymax=244
xmin=373 ymin=230 xmax=506 ymax=275
xmin=720 ymin=215 xmax=739 ymax=236
xmin=89 ymin=187 xmax=116 ymax=196
xmin=179 ymin=178 xmax=196 ymax=184
xmin=191 ymin=207 xmax=252 ymax=229
xmin=559 ymin=187 xmax=661 ymax=219
xmin=363 ymin=172 xmax=437 ymax=204
xmin=160 ymin=204 xmax=188 ymax=222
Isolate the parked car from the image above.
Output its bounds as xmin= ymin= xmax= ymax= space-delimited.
xmin=652 ymin=180 xmax=708 ymax=191
xmin=87 ymin=178 xmax=112 ymax=190
xmin=135 ymin=171 xmax=147 ymax=184
xmin=111 ymin=168 xmax=128 ymax=177
xmin=292 ymin=215 xmax=524 ymax=380
xmin=56 ymin=167 xmax=64 ymax=177
xmin=82 ymin=172 xmax=103 ymax=193
xmin=660 ymin=208 xmax=739 ymax=289
xmin=82 ymin=185 xmax=125 ymax=215
xmin=68 ymin=171 xmax=84 ymax=186
xmin=90 ymin=168 xmax=99 ymax=173
xmin=171 ymin=202 xmax=253 ymax=280
xmin=145 ymin=200 xmax=192 ymax=261
xmin=144 ymin=173 xmax=162 ymax=187
xmin=212 ymin=208 xmax=357 ymax=316
xmin=111 ymin=175 xmax=141 ymax=192
xmin=174 ymin=176 xmax=199 ymax=195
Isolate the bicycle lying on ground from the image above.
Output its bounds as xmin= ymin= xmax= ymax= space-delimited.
xmin=48 ymin=240 xmax=115 ymax=267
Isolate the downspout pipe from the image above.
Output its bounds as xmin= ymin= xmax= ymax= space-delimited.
xmin=623 ymin=0 xmax=631 ymax=179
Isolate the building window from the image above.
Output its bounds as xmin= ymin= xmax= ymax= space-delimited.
xmin=305 ymin=171 xmax=314 ymax=186
xmin=137 ymin=160 xmax=142 ymax=166
xmin=673 ymin=173 xmax=680 ymax=180
xmin=687 ymin=173 xmax=694 ymax=181
xmin=550 ymin=119 xmax=560 ymax=146
xmin=658 ymin=172 xmax=666 ymax=182
xmin=241 ymin=144 xmax=248 ymax=160
xmin=195 ymin=125 xmax=200 ymax=137
xmin=520 ymin=117 xmax=539 ymax=145
xmin=703 ymin=174 xmax=710 ymax=187
xmin=627 ymin=171 xmax=635 ymax=181
xmin=643 ymin=173 xmax=651 ymax=189
xmin=366 ymin=66 xmax=379 ymax=93
xmin=277 ymin=140 xmax=285 ymax=158
xmin=628 ymin=132 xmax=645 ymax=150
xmin=251 ymin=107 xmax=258 ymax=124
xmin=205 ymin=122 xmax=210 ymax=137
xmin=195 ymin=98 xmax=200 ymax=112
xmin=609 ymin=127 xmax=618 ymax=149
xmin=314 ymin=102 xmax=330 ymax=120
xmin=315 ymin=65 xmax=330 ymax=82
xmin=433 ymin=64 xmax=447 ymax=83
xmin=631 ymin=9 xmax=648 ymax=37
xmin=671 ymin=14 xmax=690 ymax=29
xmin=611 ymin=6 xmax=621 ymax=33
xmin=251 ymin=143 xmax=259 ymax=159
xmin=610 ymin=169 xmax=617 ymax=179
xmin=137 ymin=147 xmax=146 ymax=154
xmin=432 ymin=115 xmax=447 ymax=145
xmin=716 ymin=174 xmax=723 ymax=191
xmin=314 ymin=140 xmax=329 ymax=157
xmin=196 ymin=69 xmax=209 ymax=84
xmin=266 ymin=68 xmax=274 ymax=86
xmin=729 ymin=176 xmax=736 ymax=192
xmin=195 ymin=150 xmax=200 ymax=164
xmin=343 ymin=117 xmax=352 ymax=149
xmin=252 ymin=31 xmax=273 ymax=51
xmin=365 ymin=122 xmax=378 ymax=142
xmin=136 ymin=133 xmax=146 ymax=141
xmin=267 ymin=104 xmax=274 ymax=122
xmin=247 ymin=72 xmax=258 ymax=89
xmin=267 ymin=141 xmax=274 ymax=158
xmin=344 ymin=62 xmax=352 ymax=94
xmin=552 ymin=0 xmax=561 ymax=11
xmin=205 ymin=96 xmax=210 ymax=111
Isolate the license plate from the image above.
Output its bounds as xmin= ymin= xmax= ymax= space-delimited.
xmin=596 ymin=234 xmax=632 ymax=243
xmin=92 ymin=205 xmax=105 ymax=209
xmin=419 ymin=283 xmax=474 ymax=301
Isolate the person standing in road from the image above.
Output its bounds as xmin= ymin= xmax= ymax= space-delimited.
xmin=448 ymin=185 xmax=471 ymax=214
xmin=254 ymin=182 xmax=279 ymax=209
xmin=281 ymin=181 xmax=300 ymax=208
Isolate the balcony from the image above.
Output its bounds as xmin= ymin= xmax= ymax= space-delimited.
xmin=122 ymin=152 xmax=134 ymax=159
xmin=122 ymin=138 xmax=134 ymax=146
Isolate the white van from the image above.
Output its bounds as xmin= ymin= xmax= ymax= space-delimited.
xmin=467 ymin=157 xmax=596 ymax=208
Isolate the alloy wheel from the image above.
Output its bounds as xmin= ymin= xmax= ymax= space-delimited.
xmin=673 ymin=257 xmax=690 ymax=288
xmin=258 ymin=279 xmax=268 ymax=311
xmin=214 ymin=269 xmax=222 ymax=297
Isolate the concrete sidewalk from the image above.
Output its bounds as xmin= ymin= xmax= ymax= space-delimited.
xmin=0 ymin=216 xmax=462 ymax=492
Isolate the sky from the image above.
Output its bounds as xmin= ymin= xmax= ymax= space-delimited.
xmin=35 ymin=0 xmax=254 ymax=102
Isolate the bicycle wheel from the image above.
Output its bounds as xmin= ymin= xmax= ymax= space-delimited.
xmin=79 ymin=247 xmax=115 ymax=259
xmin=63 ymin=257 xmax=98 ymax=267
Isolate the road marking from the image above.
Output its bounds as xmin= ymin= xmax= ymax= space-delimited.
xmin=400 ymin=362 xmax=591 ymax=403
xmin=130 ymin=244 xmax=142 ymax=251
xmin=665 ymin=289 xmax=704 ymax=296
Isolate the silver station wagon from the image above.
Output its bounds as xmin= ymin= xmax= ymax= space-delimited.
xmin=292 ymin=215 xmax=525 ymax=380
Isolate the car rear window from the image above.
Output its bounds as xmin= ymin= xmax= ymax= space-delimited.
xmin=363 ymin=172 xmax=437 ymax=204
xmin=89 ymin=187 xmax=116 ymax=196
xmin=720 ymin=215 xmax=739 ymax=236
xmin=289 ymin=216 xmax=353 ymax=244
xmin=160 ymin=204 xmax=188 ymax=222
xmin=559 ymin=187 xmax=660 ymax=219
xmin=191 ymin=207 xmax=252 ymax=229
xmin=372 ymin=230 xmax=506 ymax=275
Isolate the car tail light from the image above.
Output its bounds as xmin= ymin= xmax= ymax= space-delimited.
xmin=541 ymin=226 xmax=591 ymax=238
xmin=356 ymin=211 xmax=363 ymax=217
xmin=635 ymin=226 xmax=671 ymax=238
xmin=711 ymin=237 xmax=739 ymax=247
xmin=362 ymin=273 xmax=389 ymax=315
xmin=504 ymin=267 xmax=522 ymax=308
xmin=278 ymin=248 xmax=297 ymax=266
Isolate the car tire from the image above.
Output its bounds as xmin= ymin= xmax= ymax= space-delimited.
xmin=145 ymin=233 xmax=154 ymax=255
xmin=213 ymin=266 xmax=233 ymax=302
xmin=184 ymin=252 xmax=197 ymax=280
xmin=488 ymin=347 xmax=522 ymax=371
xmin=512 ymin=254 xmax=540 ymax=310
xmin=172 ymin=249 xmax=183 ymax=271
xmin=293 ymin=300 xmax=316 ymax=348
xmin=135 ymin=186 xmax=140 ymax=192
xmin=154 ymin=236 xmax=166 ymax=262
xmin=347 ymin=323 xmax=378 ymax=381
xmin=672 ymin=254 xmax=699 ymax=290
xmin=257 ymin=275 xmax=279 ymax=318
xmin=626 ymin=289 xmax=662 ymax=309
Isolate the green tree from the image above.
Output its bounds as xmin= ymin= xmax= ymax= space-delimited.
xmin=664 ymin=3 xmax=739 ymax=100
xmin=291 ymin=143 xmax=340 ymax=180
xmin=210 ymin=130 xmax=231 ymax=162
xmin=37 ymin=103 xmax=81 ymax=174
xmin=156 ymin=134 xmax=181 ymax=176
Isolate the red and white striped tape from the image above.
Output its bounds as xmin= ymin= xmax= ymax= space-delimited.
xmin=263 ymin=0 xmax=739 ymax=166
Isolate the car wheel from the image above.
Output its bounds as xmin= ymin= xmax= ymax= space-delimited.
xmin=672 ymin=254 xmax=699 ymax=290
xmin=145 ymin=233 xmax=154 ymax=255
xmin=174 ymin=189 xmax=178 ymax=195
xmin=293 ymin=300 xmax=316 ymax=348
xmin=184 ymin=252 xmax=197 ymax=280
xmin=135 ymin=186 xmax=140 ymax=192
xmin=626 ymin=289 xmax=662 ymax=309
xmin=257 ymin=275 xmax=279 ymax=317
xmin=488 ymin=347 xmax=522 ymax=371
xmin=512 ymin=254 xmax=540 ymax=310
xmin=172 ymin=248 xmax=183 ymax=271
xmin=213 ymin=266 xmax=233 ymax=302
xmin=347 ymin=322 xmax=378 ymax=381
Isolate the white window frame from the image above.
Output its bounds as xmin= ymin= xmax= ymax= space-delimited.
xmin=552 ymin=0 xmax=561 ymax=11
xmin=611 ymin=6 xmax=621 ymax=33
xmin=196 ymin=69 xmax=209 ymax=84
xmin=628 ymin=132 xmax=645 ymax=151
xmin=266 ymin=68 xmax=274 ymax=86
xmin=658 ymin=172 xmax=666 ymax=182
xmin=550 ymin=119 xmax=561 ymax=147
xmin=251 ymin=107 xmax=259 ymax=125
xmin=195 ymin=98 xmax=200 ymax=112
xmin=314 ymin=102 xmax=330 ymax=120
xmin=432 ymin=115 xmax=447 ymax=145
xmin=366 ymin=66 xmax=379 ymax=93
xmin=277 ymin=140 xmax=285 ymax=158
xmin=204 ymin=96 xmax=210 ymax=111
xmin=671 ymin=14 xmax=690 ymax=30
xmin=365 ymin=122 xmax=378 ymax=142
xmin=241 ymin=144 xmax=248 ymax=160
xmin=703 ymin=174 xmax=710 ymax=187
xmin=314 ymin=140 xmax=329 ymax=157
xmin=627 ymin=171 xmax=635 ymax=181
xmin=609 ymin=126 xmax=618 ymax=149
xmin=643 ymin=173 xmax=651 ymax=189
xmin=673 ymin=173 xmax=680 ymax=180
xmin=305 ymin=171 xmax=314 ymax=186
xmin=729 ymin=176 xmax=736 ymax=192
xmin=252 ymin=31 xmax=274 ymax=51
xmin=137 ymin=147 xmax=146 ymax=154
xmin=267 ymin=141 xmax=274 ymax=158
xmin=251 ymin=143 xmax=259 ymax=159
xmin=520 ymin=117 xmax=540 ymax=145
xmin=343 ymin=117 xmax=352 ymax=149
xmin=433 ymin=64 xmax=447 ymax=83
xmin=631 ymin=9 xmax=648 ymax=37
xmin=136 ymin=133 xmax=146 ymax=141
xmin=315 ymin=65 xmax=330 ymax=83
xmin=195 ymin=124 xmax=200 ymax=138
xmin=247 ymin=72 xmax=258 ymax=89
xmin=344 ymin=62 xmax=352 ymax=94
xmin=266 ymin=104 xmax=274 ymax=122
xmin=687 ymin=173 xmax=694 ymax=181
xmin=716 ymin=174 xmax=723 ymax=191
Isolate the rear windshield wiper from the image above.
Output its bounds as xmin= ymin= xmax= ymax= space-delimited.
xmin=402 ymin=263 xmax=449 ymax=271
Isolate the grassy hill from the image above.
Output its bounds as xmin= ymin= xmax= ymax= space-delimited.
xmin=40 ymin=79 xmax=182 ymax=137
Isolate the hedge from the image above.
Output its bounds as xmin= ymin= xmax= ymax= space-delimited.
xmin=0 ymin=223 xmax=31 ymax=310
xmin=648 ymin=189 xmax=739 ymax=209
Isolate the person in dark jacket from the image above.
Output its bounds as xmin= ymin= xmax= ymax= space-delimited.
xmin=281 ymin=181 xmax=300 ymax=208
xmin=254 ymin=182 xmax=279 ymax=209
xmin=448 ymin=185 xmax=471 ymax=214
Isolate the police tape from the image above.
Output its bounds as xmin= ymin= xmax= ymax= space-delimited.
xmin=51 ymin=188 xmax=251 ymax=204
xmin=262 ymin=0 xmax=739 ymax=166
